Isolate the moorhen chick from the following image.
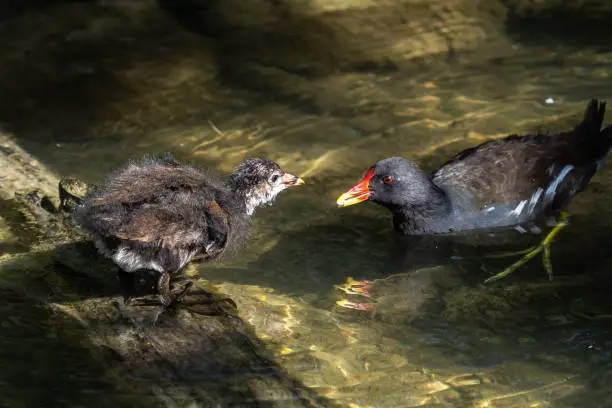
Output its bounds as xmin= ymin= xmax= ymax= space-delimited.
xmin=336 ymin=98 xmax=612 ymax=284
xmin=74 ymin=153 xmax=304 ymax=308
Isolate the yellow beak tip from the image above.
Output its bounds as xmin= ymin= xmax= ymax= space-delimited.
xmin=336 ymin=194 xmax=351 ymax=207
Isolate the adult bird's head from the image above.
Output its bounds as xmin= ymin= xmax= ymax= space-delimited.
xmin=336 ymin=157 xmax=435 ymax=211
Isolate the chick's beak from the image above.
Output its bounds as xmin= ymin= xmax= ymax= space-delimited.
xmin=282 ymin=173 xmax=305 ymax=188
xmin=336 ymin=167 xmax=374 ymax=207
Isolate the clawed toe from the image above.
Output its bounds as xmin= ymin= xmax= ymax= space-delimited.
xmin=172 ymin=281 xmax=194 ymax=302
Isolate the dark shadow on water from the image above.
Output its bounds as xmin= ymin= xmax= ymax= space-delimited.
xmin=0 ymin=0 xmax=402 ymax=152
xmin=0 ymin=0 xmax=97 ymax=21
xmin=156 ymin=0 xmax=400 ymax=117
xmin=0 ymin=5 xmax=205 ymax=142
xmin=156 ymin=0 xmax=400 ymax=75
xmin=203 ymin=213 xmax=395 ymax=301
xmin=503 ymin=4 xmax=612 ymax=50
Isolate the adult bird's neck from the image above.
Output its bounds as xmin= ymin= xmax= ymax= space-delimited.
xmin=390 ymin=185 xmax=452 ymax=235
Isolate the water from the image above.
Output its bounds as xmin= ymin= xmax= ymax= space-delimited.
xmin=2 ymin=1 xmax=612 ymax=407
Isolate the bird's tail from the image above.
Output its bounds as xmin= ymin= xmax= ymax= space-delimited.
xmin=575 ymin=98 xmax=611 ymax=163
xmin=582 ymin=98 xmax=606 ymax=130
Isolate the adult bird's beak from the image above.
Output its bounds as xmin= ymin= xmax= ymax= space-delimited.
xmin=282 ymin=173 xmax=305 ymax=188
xmin=336 ymin=167 xmax=374 ymax=207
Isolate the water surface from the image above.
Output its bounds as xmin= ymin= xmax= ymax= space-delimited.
xmin=2 ymin=1 xmax=612 ymax=407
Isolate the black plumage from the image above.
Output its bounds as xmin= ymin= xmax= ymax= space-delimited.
xmin=337 ymin=98 xmax=611 ymax=236
xmin=75 ymin=153 xmax=304 ymax=307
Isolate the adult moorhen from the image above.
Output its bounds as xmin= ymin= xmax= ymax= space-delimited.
xmin=74 ymin=153 xmax=304 ymax=308
xmin=336 ymin=98 xmax=611 ymax=284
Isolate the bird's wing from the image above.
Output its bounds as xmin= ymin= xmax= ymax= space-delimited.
xmin=434 ymin=99 xmax=609 ymax=214
xmin=75 ymin=158 xmax=222 ymax=239
xmin=90 ymin=162 xmax=214 ymax=206
xmin=114 ymin=199 xmax=230 ymax=252
xmin=433 ymin=135 xmax=592 ymax=218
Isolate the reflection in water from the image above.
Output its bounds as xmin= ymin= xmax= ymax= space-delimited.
xmin=1 ymin=0 xmax=612 ymax=406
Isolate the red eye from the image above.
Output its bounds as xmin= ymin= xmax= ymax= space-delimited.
xmin=383 ymin=176 xmax=393 ymax=185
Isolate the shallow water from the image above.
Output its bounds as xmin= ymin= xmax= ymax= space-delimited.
xmin=2 ymin=1 xmax=612 ymax=407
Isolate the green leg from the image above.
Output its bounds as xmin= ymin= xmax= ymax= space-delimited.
xmin=483 ymin=212 xmax=569 ymax=284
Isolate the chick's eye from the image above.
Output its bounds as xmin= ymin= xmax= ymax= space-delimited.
xmin=382 ymin=176 xmax=393 ymax=185
xmin=270 ymin=174 xmax=280 ymax=183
